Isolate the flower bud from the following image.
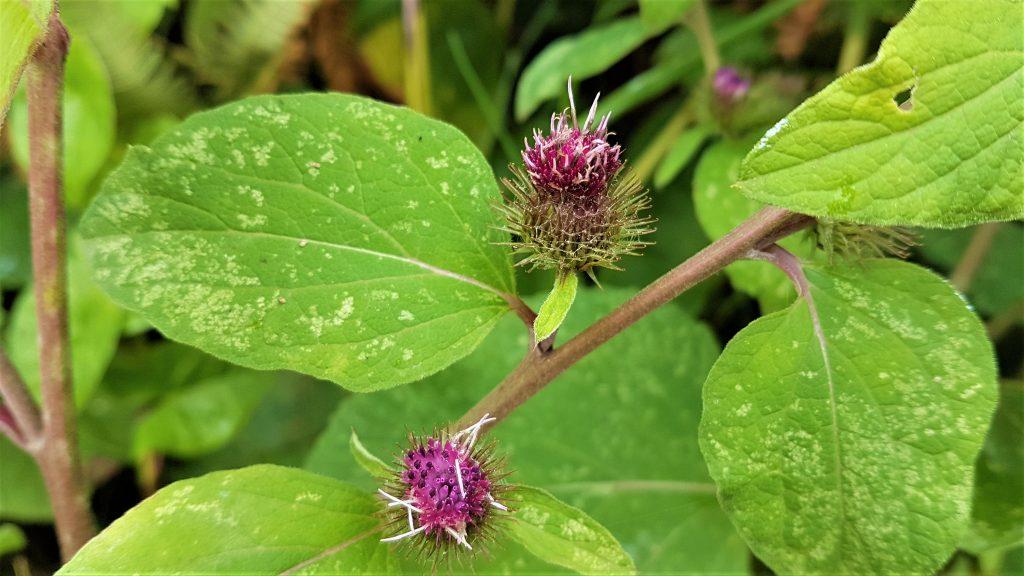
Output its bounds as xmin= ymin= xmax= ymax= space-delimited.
xmin=499 ymin=80 xmax=653 ymax=276
xmin=712 ymin=67 xmax=751 ymax=103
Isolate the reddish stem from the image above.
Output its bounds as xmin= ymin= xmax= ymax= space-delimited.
xmin=25 ymin=11 xmax=97 ymax=561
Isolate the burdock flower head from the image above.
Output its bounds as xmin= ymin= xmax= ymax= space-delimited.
xmin=499 ymin=79 xmax=653 ymax=276
xmin=377 ymin=414 xmax=508 ymax=556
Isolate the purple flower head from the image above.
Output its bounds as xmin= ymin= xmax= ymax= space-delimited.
xmin=713 ymin=67 xmax=751 ymax=102
xmin=522 ymin=79 xmax=622 ymax=201
xmin=378 ymin=415 xmax=508 ymax=552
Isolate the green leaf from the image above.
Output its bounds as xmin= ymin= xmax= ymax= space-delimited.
xmin=307 ymin=288 xmax=750 ymax=573
xmin=0 ymin=0 xmax=51 ymax=126
xmin=638 ymin=0 xmax=695 ymax=30
xmin=918 ymin=224 xmax=1024 ymax=318
xmin=349 ymin=428 xmax=392 ymax=479
xmin=692 ymin=137 xmax=809 ymax=311
xmin=0 ymin=523 xmax=27 ymax=557
xmin=0 ymin=436 xmax=50 ymax=522
xmin=653 ymin=125 xmax=709 ymax=190
xmin=80 ymin=93 xmax=515 ymax=391
xmin=700 ymin=259 xmax=998 ymax=575
xmin=133 ymin=369 xmax=274 ymax=461
xmin=515 ymin=17 xmax=666 ymax=121
xmin=185 ymin=0 xmax=314 ymax=100
xmin=962 ymin=381 xmax=1024 ymax=554
xmin=506 ymin=485 xmax=636 ymax=575
xmin=0 ymin=176 xmax=31 ymax=288
xmin=9 ymin=33 xmax=116 ymax=209
xmin=57 ymin=465 xmax=398 ymax=574
xmin=6 ymin=240 xmax=125 ymax=407
xmin=534 ymin=273 xmax=578 ymax=341
xmin=737 ymin=0 xmax=1023 ymax=228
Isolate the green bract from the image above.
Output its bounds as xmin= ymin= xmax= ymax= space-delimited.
xmin=57 ymin=465 xmax=398 ymax=574
xmin=80 ymin=93 xmax=514 ymax=391
xmin=737 ymin=0 xmax=1023 ymax=227
xmin=700 ymin=259 xmax=998 ymax=575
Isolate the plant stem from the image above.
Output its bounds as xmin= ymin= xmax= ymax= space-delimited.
xmin=401 ymin=0 xmax=432 ymax=114
xmin=951 ymin=222 xmax=1001 ymax=293
xmin=0 ymin=348 xmax=43 ymax=449
xmin=836 ymin=0 xmax=870 ymax=75
xmin=25 ymin=11 xmax=96 ymax=561
xmin=687 ymin=0 xmax=721 ymax=74
xmin=455 ymin=207 xmax=812 ymax=429
xmin=446 ymin=32 xmax=519 ymax=160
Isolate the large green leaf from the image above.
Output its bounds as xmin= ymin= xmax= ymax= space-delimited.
xmin=80 ymin=93 xmax=515 ymax=391
xmin=918 ymin=224 xmax=1024 ymax=318
xmin=57 ymin=465 xmax=398 ymax=574
xmin=306 ymin=289 xmax=750 ymax=573
xmin=737 ymin=0 xmax=1023 ymax=228
xmin=638 ymin=0 xmax=695 ymax=30
xmin=962 ymin=381 xmax=1024 ymax=554
xmin=6 ymin=240 xmax=125 ymax=407
xmin=0 ymin=436 xmax=50 ymax=522
xmin=693 ymin=137 xmax=811 ymax=312
xmin=9 ymin=33 xmax=116 ymax=209
xmin=0 ymin=0 xmax=51 ymax=126
xmin=506 ymin=486 xmax=636 ymax=575
xmin=700 ymin=259 xmax=998 ymax=575
xmin=133 ymin=369 xmax=274 ymax=461
xmin=515 ymin=17 xmax=666 ymax=121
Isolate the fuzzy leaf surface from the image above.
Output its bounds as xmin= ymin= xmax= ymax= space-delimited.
xmin=737 ymin=0 xmax=1023 ymax=227
xmin=700 ymin=259 xmax=998 ymax=575
xmin=80 ymin=93 xmax=514 ymax=391
xmin=506 ymin=485 xmax=636 ymax=575
xmin=57 ymin=465 xmax=397 ymax=574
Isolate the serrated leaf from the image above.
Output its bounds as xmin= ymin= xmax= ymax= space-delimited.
xmin=6 ymin=240 xmax=125 ymax=407
xmin=133 ymin=369 xmax=274 ymax=461
xmin=0 ymin=0 xmax=51 ymax=127
xmin=307 ymin=289 xmax=749 ymax=573
xmin=534 ymin=273 xmax=577 ymax=341
xmin=638 ymin=0 xmax=695 ymax=30
xmin=692 ymin=137 xmax=810 ymax=311
xmin=80 ymin=93 xmax=515 ymax=391
xmin=506 ymin=485 xmax=636 ymax=575
xmin=737 ymin=0 xmax=1023 ymax=228
xmin=700 ymin=259 xmax=998 ymax=575
xmin=515 ymin=17 xmax=667 ymax=121
xmin=9 ymin=33 xmax=115 ymax=209
xmin=349 ymin=428 xmax=392 ymax=479
xmin=962 ymin=381 xmax=1024 ymax=554
xmin=57 ymin=465 xmax=398 ymax=574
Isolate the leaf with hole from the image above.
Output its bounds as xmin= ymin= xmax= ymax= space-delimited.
xmin=737 ymin=0 xmax=1023 ymax=227
xmin=80 ymin=93 xmax=515 ymax=391
xmin=57 ymin=465 xmax=398 ymax=574
xmin=700 ymin=259 xmax=998 ymax=575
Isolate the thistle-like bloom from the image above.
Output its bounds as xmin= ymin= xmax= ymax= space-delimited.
xmin=500 ymin=79 xmax=653 ymax=275
xmin=712 ymin=67 xmax=751 ymax=102
xmin=378 ymin=415 xmax=508 ymax=555
xmin=812 ymin=220 xmax=919 ymax=263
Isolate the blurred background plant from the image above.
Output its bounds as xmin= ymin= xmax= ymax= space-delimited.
xmin=1 ymin=0 xmax=1019 ymax=573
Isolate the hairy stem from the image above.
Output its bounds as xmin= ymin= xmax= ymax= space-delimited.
xmin=688 ymin=0 xmax=721 ymax=74
xmin=950 ymin=222 xmax=1000 ymax=293
xmin=456 ymin=207 xmax=812 ymax=429
xmin=25 ymin=12 xmax=97 ymax=560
